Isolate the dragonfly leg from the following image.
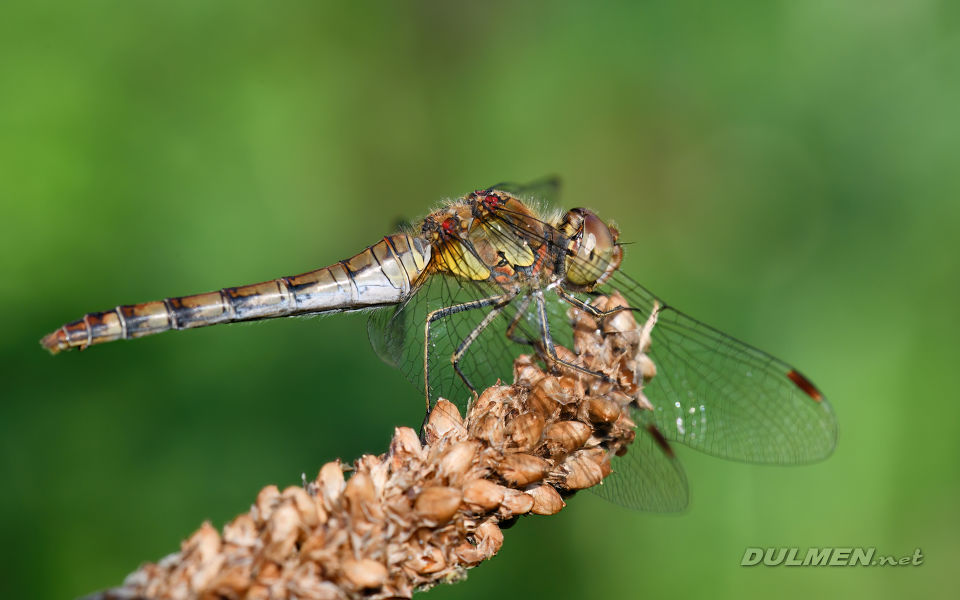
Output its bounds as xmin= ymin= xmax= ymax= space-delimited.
xmin=423 ymin=293 xmax=512 ymax=414
xmin=450 ymin=294 xmax=515 ymax=402
xmin=533 ymin=290 xmax=611 ymax=382
xmin=503 ymin=294 xmax=535 ymax=346
xmin=554 ymin=286 xmax=632 ymax=318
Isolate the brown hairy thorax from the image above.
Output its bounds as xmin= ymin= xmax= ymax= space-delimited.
xmin=88 ymin=292 xmax=658 ymax=600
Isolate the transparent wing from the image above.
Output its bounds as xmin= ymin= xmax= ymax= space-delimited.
xmin=597 ymin=270 xmax=838 ymax=464
xmin=368 ymin=272 xmax=544 ymax=412
xmin=589 ymin=419 xmax=689 ymax=511
xmin=475 ymin=201 xmax=837 ymax=464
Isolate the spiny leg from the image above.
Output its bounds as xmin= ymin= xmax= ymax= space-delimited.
xmin=554 ymin=286 xmax=633 ymax=319
xmin=423 ymin=294 xmax=509 ymax=414
xmin=554 ymin=287 xmax=664 ymax=348
xmin=504 ymin=294 xmax=535 ymax=346
xmin=450 ymin=292 xmax=516 ymax=401
xmin=533 ymin=290 xmax=611 ymax=382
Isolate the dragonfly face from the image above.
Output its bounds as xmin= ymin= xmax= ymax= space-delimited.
xmin=43 ymin=179 xmax=837 ymax=512
xmin=558 ymin=207 xmax=623 ymax=289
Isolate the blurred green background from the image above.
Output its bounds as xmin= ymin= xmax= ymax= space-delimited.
xmin=2 ymin=1 xmax=958 ymax=598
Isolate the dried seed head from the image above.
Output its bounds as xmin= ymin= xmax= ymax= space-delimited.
xmin=556 ymin=375 xmax=586 ymax=403
xmin=603 ymin=307 xmax=638 ymax=335
xmin=572 ymin=309 xmax=599 ymax=337
xmin=506 ymin=411 xmax=545 ymax=452
xmin=527 ymin=484 xmax=565 ymax=515
xmin=318 ymin=461 xmax=345 ymax=511
xmin=471 ymin=385 xmax=512 ymax=414
xmin=637 ymin=354 xmax=657 ymax=381
xmin=497 ymin=453 xmax=551 ymax=487
xmin=513 ymin=355 xmax=544 ymax=387
xmin=341 ymin=558 xmax=387 ymax=590
xmin=288 ymin=569 xmax=341 ymax=599
xmin=615 ymin=356 xmax=640 ymax=394
xmin=281 ymin=485 xmax=319 ymax=528
xmin=470 ymin=413 xmax=505 ymax=446
xmin=93 ymin=291 xmax=658 ymax=600
xmin=407 ymin=544 xmax=448 ymax=575
xmin=390 ymin=426 xmax=424 ymax=464
xmin=528 ymin=377 xmax=561 ymax=417
xmin=558 ymin=450 xmax=604 ymax=490
xmin=438 ymin=441 xmax=481 ymax=483
xmin=254 ymin=485 xmax=280 ymax=523
xmin=181 ymin=523 xmax=225 ymax=592
xmin=223 ymin=514 xmax=257 ymax=548
xmin=247 ymin=584 xmax=269 ymax=600
xmin=585 ymin=396 xmax=621 ymax=423
xmin=594 ymin=451 xmax=614 ymax=478
xmin=205 ymin=564 xmax=252 ymax=598
xmin=257 ymin=561 xmax=281 ymax=585
xmin=498 ymin=489 xmax=534 ymax=516
xmin=343 ymin=471 xmax=376 ymax=520
xmin=462 ymin=479 xmax=505 ymax=512
xmin=264 ymin=503 xmax=300 ymax=562
xmin=543 ymin=420 xmax=592 ymax=454
xmin=425 ymin=399 xmax=464 ymax=444
xmin=187 ymin=521 xmax=222 ymax=563
xmin=414 ymin=486 xmax=462 ymax=524
xmin=475 ymin=520 xmax=504 ymax=555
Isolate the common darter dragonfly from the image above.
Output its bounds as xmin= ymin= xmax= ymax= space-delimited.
xmin=42 ymin=179 xmax=837 ymax=511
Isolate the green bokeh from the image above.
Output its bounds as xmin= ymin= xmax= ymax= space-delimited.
xmin=2 ymin=1 xmax=958 ymax=598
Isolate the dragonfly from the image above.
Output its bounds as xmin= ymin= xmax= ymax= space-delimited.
xmin=42 ymin=179 xmax=837 ymax=511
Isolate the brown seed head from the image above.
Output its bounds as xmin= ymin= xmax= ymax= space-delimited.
xmin=318 ymin=461 xmax=345 ymax=511
xmin=414 ymin=486 xmax=462 ymax=524
xmin=558 ymin=450 xmax=604 ymax=490
xmin=425 ymin=399 xmax=464 ymax=444
xmin=438 ymin=441 xmax=481 ymax=483
xmin=498 ymin=489 xmax=535 ymax=516
xmin=506 ymin=411 xmax=545 ymax=452
xmin=585 ymin=396 xmax=622 ymax=423
xmin=281 ymin=485 xmax=319 ymax=528
xmin=527 ymin=484 xmax=566 ymax=515
xmin=89 ymin=292 xmax=659 ymax=600
xmin=264 ymin=503 xmax=300 ymax=562
xmin=542 ymin=420 xmax=592 ymax=454
xmin=341 ymin=558 xmax=388 ymax=590
xmin=462 ymin=479 xmax=506 ymax=512
xmin=497 ymin=453 xmax=551 ymax=487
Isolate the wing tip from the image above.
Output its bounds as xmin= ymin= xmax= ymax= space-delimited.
xmin=786 ymin=369 xmax=824 ymax=402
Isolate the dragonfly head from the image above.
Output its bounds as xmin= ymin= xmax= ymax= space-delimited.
xmin=560 ymin=208 xmax=622 ymax=289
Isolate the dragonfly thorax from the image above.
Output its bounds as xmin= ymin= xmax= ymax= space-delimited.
xmin=559 ymin=208 xmax=622 ymax=290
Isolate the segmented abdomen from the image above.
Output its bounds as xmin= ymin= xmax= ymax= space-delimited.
xmin=41 ymin=234 xmax=430 ymax=354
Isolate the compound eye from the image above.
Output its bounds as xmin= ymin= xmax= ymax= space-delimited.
xmin=564 ymin=209 xmax=617 ymax=287
xmin=580 ymin=212 xmax=615 ymax=259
